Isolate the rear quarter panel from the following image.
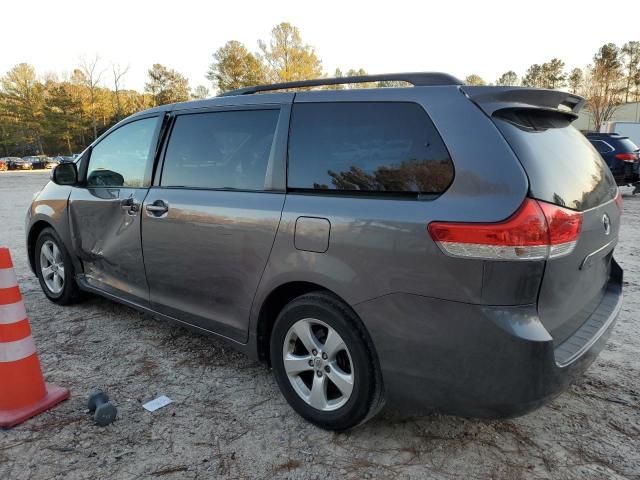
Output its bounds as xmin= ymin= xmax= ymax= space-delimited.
xmin=250 ymin=86 xmax=531 ymax=333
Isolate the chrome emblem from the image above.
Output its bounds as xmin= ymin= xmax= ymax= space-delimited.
xmin=602 ymin=214 xmax=611 ymax=235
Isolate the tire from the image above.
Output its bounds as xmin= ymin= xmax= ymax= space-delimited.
xmin=270 ymin=291 xmax=384 ymax=430
xmin=34 ymin=227 xmax=82 ymax=305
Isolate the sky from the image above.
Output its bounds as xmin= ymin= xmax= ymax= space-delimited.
xmin=2 ymin=0 xmax=640 ymax=92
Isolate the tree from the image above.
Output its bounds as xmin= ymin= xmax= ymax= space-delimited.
xmin=540 ymin=58 xmax=566 ymax=89
xmin=111 ymin=63 xmax=129 ymax=121
xmin=258 ymin=22 xmax=323 ymax=83
xmin=583 ymin=43 xmax=625 ymax=130
xmin=323 ymin=68 xmax=345 ymax=90
xmin=207 ymin=40 xmax=266 ymax=93
xmin=464 ymin=74 xmax=486 ymax=86
xmin=522 ymin=64 xmax=544 ymax=88
xmin=145 ymin=64 xmax=190 ymax=106
xmin=191 ymin=85 xmax=210 ymax=100
xmin=496 ymin=71 xmax=519 ymax=86
xmin=79 ymin=55 xmax=104 ymax=140
xmin=568 ymin=68 xmax=583 ymax=94
xmin=344 ymin=68 xmax=370 ymax=89
xmin=43 ymin=81 xmax=82 ymax=154
xmin=0 ymin=63 xmax=46 ymax=154
xmin=621 ymin=41 xmax=640 ymax=102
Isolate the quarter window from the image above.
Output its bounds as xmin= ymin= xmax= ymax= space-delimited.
xmin=591 ymin=140 xmax=614 ymax=154
xmin=87 ymin=117 xmax=158 ymax=188
xmin=161 ymin=109 xmax=280 ymax=190
xmin=287 ymin=102 xmax=454 ymax=195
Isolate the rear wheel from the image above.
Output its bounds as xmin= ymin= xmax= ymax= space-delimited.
xmin=270 ymin=291 xmax=383 ymax=430
xmin=35 ymin=228 xmax=81 ymax=305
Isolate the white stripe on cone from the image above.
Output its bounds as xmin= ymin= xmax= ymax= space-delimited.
xmin=0 ymin=301 xmax=27 ymax=325
xmin=0 ymin=336 xmax=37 ymax=363
xmin=0 ymin=267 xmax=18 ymax=289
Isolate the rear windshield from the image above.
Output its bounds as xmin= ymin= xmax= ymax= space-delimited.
xmin=493 ymin=109 xmax=617 ymax=211
xmin=616 ymin=137 xmax=639 ymax=152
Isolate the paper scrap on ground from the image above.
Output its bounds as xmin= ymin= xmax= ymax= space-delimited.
xmin=143 ymin=395 xmax=172 ymax=412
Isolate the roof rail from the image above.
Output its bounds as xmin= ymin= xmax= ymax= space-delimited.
xmin=219 ymin=72 xmax=463 ymax=97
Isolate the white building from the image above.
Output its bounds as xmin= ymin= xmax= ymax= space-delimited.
xmin=574 ymin=101 xmax=640 ymax=131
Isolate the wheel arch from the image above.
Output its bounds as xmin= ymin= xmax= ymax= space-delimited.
xmin=27 ymin=220 xmax=54 ymax=273
xmin=255 ymin=281 xmax=380 ymax=369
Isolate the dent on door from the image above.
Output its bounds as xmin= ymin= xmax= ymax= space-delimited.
xmin=69 ymin=187 xmax=148 ymax=302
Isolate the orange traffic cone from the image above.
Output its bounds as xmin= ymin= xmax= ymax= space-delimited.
xmin=0 ymin=247 xmax=69 ymax=428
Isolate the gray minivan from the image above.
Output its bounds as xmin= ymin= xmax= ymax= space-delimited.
xmin=26 ymin=73 xmax=623 ymax=430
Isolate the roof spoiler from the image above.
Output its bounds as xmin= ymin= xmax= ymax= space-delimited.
xmin=460 ymin=86 xmax=585 ymax=119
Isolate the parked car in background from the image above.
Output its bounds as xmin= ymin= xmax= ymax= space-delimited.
xmin=586 ymin=133 xmax=639 ymax=187
xmin=44 ymin=157 xmax=60 ymax=169
xmin=11 ymin=157 xmax=34 ymax=170
xmin=27 ymin=73 xmax=623 ymax=430
xmin=22 ymin=156 xmax=44 ymax=169
xmin=1 ymin=157 xmax=23 ymax=170
xmin=600 ymin=121 xmax=640 ymax=148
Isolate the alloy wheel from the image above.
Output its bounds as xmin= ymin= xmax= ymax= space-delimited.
xmin=282 ymin=318 xmax=354 ymax=411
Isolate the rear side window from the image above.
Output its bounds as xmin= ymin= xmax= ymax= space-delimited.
xmin=161 ymin=109 xmax=280 ymax=190
xmin=493 ymin=109 xmax=617 ymax=211
xmin=287 ymin=102 xmax=454 ymax=196
xmin=590 ymin=140 xmax=614 ymax=154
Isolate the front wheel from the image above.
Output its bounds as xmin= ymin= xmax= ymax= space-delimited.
xmin=270 ymin=291 xmax=384 ymax=430
xmin=34 ymin=228 xmax=82 ymax=305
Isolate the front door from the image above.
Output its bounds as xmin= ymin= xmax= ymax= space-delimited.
xmin=69 ymin=115 xmax=161 ymax=306
xmin=141 ymin=106 xmax=289 ymax=342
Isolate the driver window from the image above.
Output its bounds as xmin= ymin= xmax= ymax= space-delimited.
xmin=87 ymin=117 xmax=158 ymax=187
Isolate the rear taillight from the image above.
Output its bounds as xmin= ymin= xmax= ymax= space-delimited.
xmin=615 ymin=189 xmax=623 ymax=210
xmin=615 ymin=152 xmax=638 ymax=163
xmin=428 ymin=199 xmax=582 ymax=261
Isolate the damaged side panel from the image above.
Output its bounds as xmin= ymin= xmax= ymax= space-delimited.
xmin=69 ymin=187 xmax=149 ymax=305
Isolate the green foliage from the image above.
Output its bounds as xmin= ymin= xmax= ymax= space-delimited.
xmin=522 ymin=59 xmax=566 ymax=89
xmin=496 ymin=71 xmax=519 ymax=86
xmin=3 ymin=30 xmax=640 ymax=157
xmin=145 ymin=64 xmax=190 ymax=106
xmin=464 ymin=74 xmax=486 ymax=86
xmin=522 ymin=64 xmax=544 ymax=88
xmin=191 ymin=85 xmax=210 ymax=100
xmin=0 ymin=62 xmax=148 ymax=156
xmin=0 ymin=63 xmax=46 ymax=154
xmin=259 ymin=22 xmax=323 ymax=83
xmin=568 ymin=68 xmax=583 ymax=94
xmin=207 ymin=40 xmax=266 ymax=93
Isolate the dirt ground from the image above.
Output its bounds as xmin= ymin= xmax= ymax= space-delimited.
xmin=0 ymin=170 xmax=639 ymax=480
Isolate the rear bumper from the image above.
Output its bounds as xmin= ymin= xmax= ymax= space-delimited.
xmin=354 ymin=260 xmax=623 ymax=418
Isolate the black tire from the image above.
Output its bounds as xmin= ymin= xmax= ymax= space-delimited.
xmin=34 ymin=227 xmax=82 ymax=305
xmin=270 ymin=291 xmax=384 ymax=430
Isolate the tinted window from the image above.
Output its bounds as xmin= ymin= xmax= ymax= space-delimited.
xmin=87 ymin=117 xmax=158 ymax=187
xmin=494 ymin=109 xmax=616 ymax=211
xmin=616 ymin=137 xmax=639 ymax=152
xmin=288 ymin=103 xmax=454 ymax=195
xmin=161 ymin=109 xmax=280 ymax=190
xmin=590 ymin=140 xmax=613 ymax=154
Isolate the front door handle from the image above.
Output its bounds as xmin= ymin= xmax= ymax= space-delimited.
xmin=120 ymin=197 xmax=139 ymax=214
xmin=145 ymin=200 xmax=169 ymax=216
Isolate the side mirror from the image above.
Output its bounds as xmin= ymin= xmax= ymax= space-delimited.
xmin=87 ymin=169 xmax=124 ymax=187
xmin=51 ymin=162 xmax=78 ymax=185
